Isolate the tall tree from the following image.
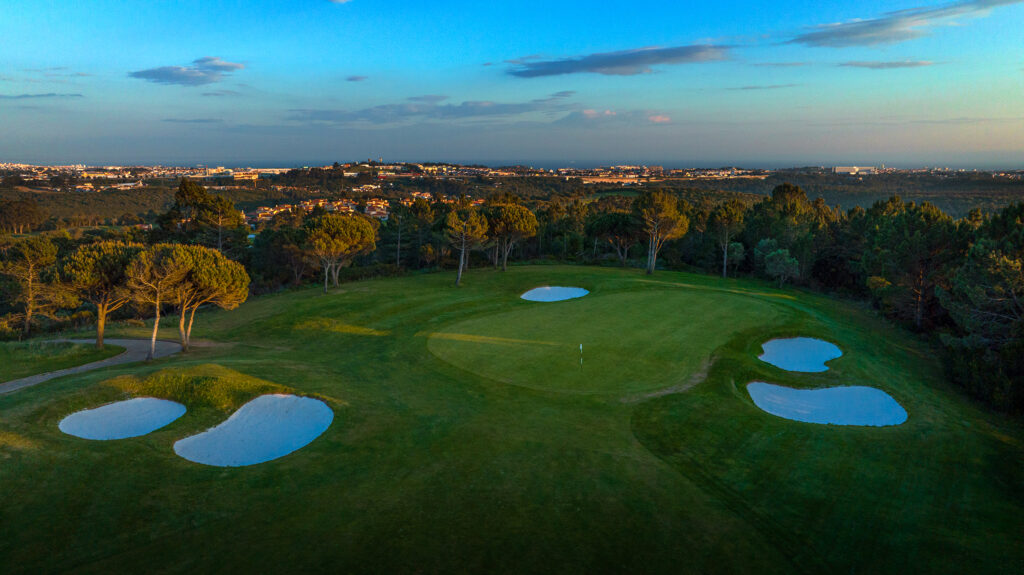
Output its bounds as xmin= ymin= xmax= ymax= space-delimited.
xmin=862 ymin=197 xmax=963 ymax=330
xmin=127 ymin=244 xmax=190 ymax=360
xmin=409 ymin=198 xmax=435 ymax=267
xmin=446 ymin=209 xmax=488 ymax=286
xmin=0 ymin=199 xmax=46 ymax=234
xmin=938 ymin=202 xmax=1024 ymax=411
xmin=585 ymin=211 xmax=642 ymax=267
xmin=171 ymin=245 xmax=250 ymax=350
xmin=766 ymin=249 xmax=799 ymax=288
xmin=200 ymin=194 xmax=245 ymax=252
xmin=305 ymin=214 xmax=377 ymax=293
xmin=58 ymin=241 xmax=141 ymax=348
xmin=635 ymin=190 xmax=689 ymax=275
xmin=386 ymin=202 xmax=410 ymax=268
xmin=488 ymin=203 xmax=538 ymax=271
xmin=0 ymin=236 xmax=66 ymax=335
xmin=708 ymin=199 xmax=746 ymax=278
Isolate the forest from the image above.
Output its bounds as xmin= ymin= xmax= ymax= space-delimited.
xmin=1 ymin=178 xmax=1022 ymax=413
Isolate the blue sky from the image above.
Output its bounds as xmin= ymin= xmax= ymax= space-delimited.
xmin=2 ymin=0 xmax=1023 ymax=167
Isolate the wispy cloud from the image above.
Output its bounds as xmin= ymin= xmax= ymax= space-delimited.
xmin=753 ymin=62 xmax=811 ymax=68
xmin=507 ymin=45 xmax=730 ymax=77
xmin=556 ymin=109 xmax=673 ymax=126
xmin=162 ymin=118 xmax=225 ymax=124
xmin=407 ymin=94 xmax=448 ymax=103
xmin=840 ymin=60 xmax=935 ymax=69
xmin=728 ymin=83 xmax=801 ymax=90
xmin=346 ymin=75 xmax=368 ymax=82
xmin=289 ymin=92 xmax=579 ymax=125
xmin=790 ymin=0 xmax=1022 ymax=47
xmin=202 ymin=89 xmax=242 ymax=97
xmin=129 ymin=56 xmax=244 ymax=86
xmin=0 ymin=93 xmax=83 ymax=100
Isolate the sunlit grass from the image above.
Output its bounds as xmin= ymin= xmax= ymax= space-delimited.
xmin=0 ymin=341 xmax=124 ymax=382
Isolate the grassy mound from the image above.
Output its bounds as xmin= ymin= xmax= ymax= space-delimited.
xmin=0 ymin=341 xmax=124 ymax=382
xmin=105 ymin=364 xmax=294 ymax=412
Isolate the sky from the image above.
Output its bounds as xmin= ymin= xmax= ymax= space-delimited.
xmin=2 ymin=0 xmax=1023 ymax=168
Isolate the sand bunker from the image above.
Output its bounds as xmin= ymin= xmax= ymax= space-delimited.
xmin=759 ymin=337 xmax=842 ymax=372
xmin=520 ymin=286 xmax=589 ymax=302
xmin=747 ymin=382 xmax=907 ymax=426
xmin=59 ymin=398 xmax=186 ymax=440
xmin=173 ymin=394 xmax=333 ymax=467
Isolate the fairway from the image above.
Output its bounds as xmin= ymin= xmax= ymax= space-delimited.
xmin=0 ymin=266 xmax=1021 ymax=574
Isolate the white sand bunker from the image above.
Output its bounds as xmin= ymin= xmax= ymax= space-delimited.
xmin=759 ymin=337 xmax=842 ymax=372
xmin=747 ymin=382 xmax=907 ymax=427
xmin=59 ymin=397 xmax=186 ymax=440
xmin=521 ymin=286 xmax=589 ymax=302
xmin=173 ymin=394 xmax=333 ymax=467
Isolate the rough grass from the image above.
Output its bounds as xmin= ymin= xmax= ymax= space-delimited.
xmin=0 ymin=265 xmax=1021 ymax=574
xmin=0 ymin=341 xmax=124 ymax=382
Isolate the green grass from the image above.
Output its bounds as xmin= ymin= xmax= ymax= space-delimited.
xmin=0 ymin=340 xmax=124 ymax=382
xmin=0 ymin=265 xmax=1021 ymax=574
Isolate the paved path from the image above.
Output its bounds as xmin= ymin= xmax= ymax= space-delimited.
xmin=0 ymin=339 xmax=182 ymax=395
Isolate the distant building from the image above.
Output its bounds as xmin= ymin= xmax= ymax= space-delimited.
xmin=834 ymin=166 xmax=876 ymax=175
xmin=233 ymin=170 xmax=259 ymax=181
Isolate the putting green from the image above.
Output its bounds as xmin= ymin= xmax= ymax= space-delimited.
xmin=428 ymin=289 xmax=783 ymax=394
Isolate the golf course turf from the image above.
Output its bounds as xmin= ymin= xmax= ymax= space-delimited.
xmin=0 ymin=341 xmax=124 ymax=383
xmin=0 ymin=265 xmax=1021 ymax=573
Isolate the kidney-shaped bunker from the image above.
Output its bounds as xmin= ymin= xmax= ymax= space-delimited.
xmin=521 ymin=286 xmax=589 ymax=302
xmin=747 ymin=382 xmax=907 ymax=426
xmin=174 ymin=394 xmax=333 ymax=467
xmin=759 ymin=337 xmax=842 ymax=372
xmin=59 ymin=397 xmax=186 ymax=440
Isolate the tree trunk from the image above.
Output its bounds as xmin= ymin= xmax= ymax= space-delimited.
xmin=396 ymin=225 xmax=402 ymax=267
xmin=722 ymin=243 xmax=729 ymax=279
xmin=455 ymin=240 xmax=466 ymax=286
xmin=502 ymin=240 xmax=513 ymax=271
xmin=148 ymin=297 xmax=160 ymax=361
xmin=96 ymin=302 xmax=107 ymax=349
xmin=178 ymin=305 xmax=189 ymax=352
xmin=186 ymin=306 xmax=198 ymax=348
xmin=331 ymin=261 xmax=341 ymax=286
xmin=646 ymin=236 xmax=656 ymax=275
xmin=323 ymin=264 xmax=329 ymax=293
xmin=22 ymin=274 xmax=34 ymax=335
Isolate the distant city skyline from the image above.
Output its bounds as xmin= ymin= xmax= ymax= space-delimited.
xmin=2 ymin=0 xmax=1023 ymax=167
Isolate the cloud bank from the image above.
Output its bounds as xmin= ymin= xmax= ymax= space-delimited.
xmin=840 ymin=61 xmax=935 ymax=69
xmin=790 ymin=0 xmax=1021 ymax=47
xmin=0 ymin=92 xmax=83 ymax=99
xmin=289 ymin=91 xmax=577 ymax=125
xmin=507 ymin=45 xmax=729 ymax=77
xmin=129 ymin=57 xmax=244 ymax=86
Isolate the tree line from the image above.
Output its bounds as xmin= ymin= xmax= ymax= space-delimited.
xmin=1 ymin=178 xmax=1021 ymax=414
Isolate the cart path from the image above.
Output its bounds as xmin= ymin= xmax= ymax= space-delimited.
xmin=0 ymin=339 xmax=182 ymax=395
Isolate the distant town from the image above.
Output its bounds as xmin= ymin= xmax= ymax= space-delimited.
xmin=3 ymin=160 xmax=1023 ymax=229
